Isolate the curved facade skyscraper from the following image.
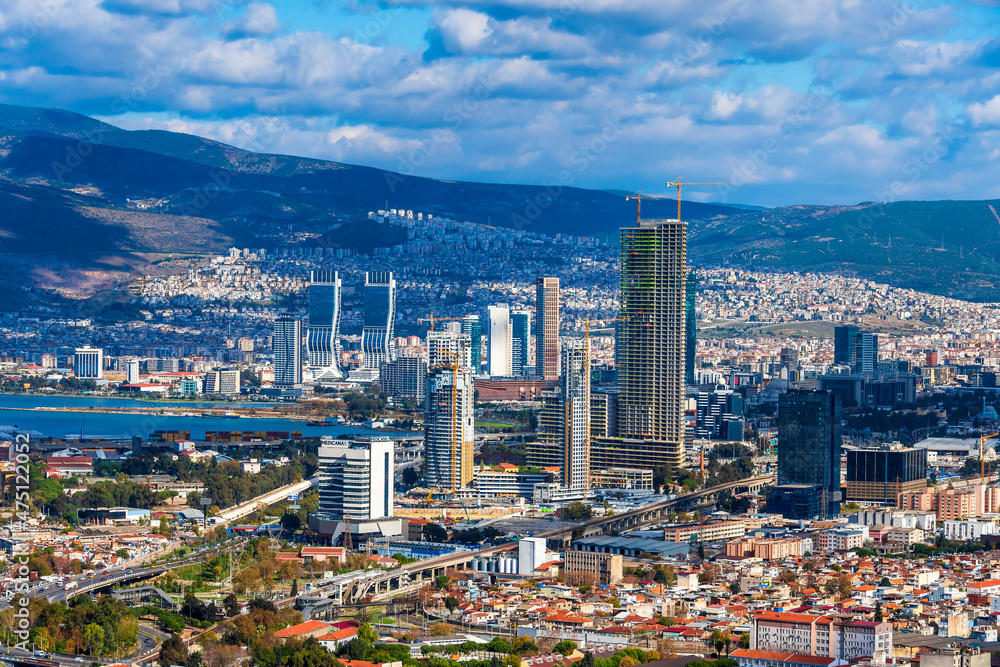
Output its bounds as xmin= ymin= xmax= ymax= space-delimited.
xmin=307 ymin=270 xmax=343 ymax=380
xmin=362 ymin=271 xmax=396 ymax=371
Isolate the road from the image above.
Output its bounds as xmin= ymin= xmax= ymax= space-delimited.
xmin=0 ymin=644 xmax=110 ymax=665
xmin=215 ymin=478 xmax=316 ymax=522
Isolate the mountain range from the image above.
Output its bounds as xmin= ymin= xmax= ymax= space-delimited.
xmin=1 ymin=103 xmax=999 ymax=312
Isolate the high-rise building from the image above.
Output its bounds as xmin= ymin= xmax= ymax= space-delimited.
xmin=771 ymin=390 xmax=842 ymax=519
xmin=852 ymin=332 xmax=879 ymax=373
xmin=527 ymin=341 xmax=590 ymax=494
xmin=834 ymin=325 xmax=860 ymax=366
xmin=685 ymin=270 xmax=696 ymax=385
xmin=590 ymin=390 xmax=618 ymax=439
xmin=316 ymin=438 xmax=394 ymax=522
xmin=694 ymin=387 xmax=744 ymax=441
xmin=378 ymin=354 xmax=427 ymax=400
xmin=487 ymin=304 xmax=512 ymax=376
xmin=307 ymin=270 xmax=343 ymax=380
xmin=273 ymin=313 xmax=302 ymax=389
xmin=535 ymin=277 xmax=560 ymax=381
xmin=592 ymin=218 xmax=687 ymax=472
xmin=362 ymin=271 xmax=396 ymax=371
xmin=427 ymin=331 xmax=472 ymax=368
xmin=424 ymin=366 xmax=475 ymax=491
xmin=125 ymin=359 xmax=140 ymax=384
xmin=461 ymin=315 xmax=483 ymax=372
xmin=204 ymin=368 xmax=241 ymax=395
xmin=74 ymin=347 xmax=103 ymax=380
xmin=511 ymin=311 xmax=531 ymax=376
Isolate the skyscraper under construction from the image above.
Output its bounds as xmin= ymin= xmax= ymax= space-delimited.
xmin=591 ymin=217 xmax=687 ymax=473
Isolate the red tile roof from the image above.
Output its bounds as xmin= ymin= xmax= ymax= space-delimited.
xmin=274 ymin=620 xmax=331 ymax=638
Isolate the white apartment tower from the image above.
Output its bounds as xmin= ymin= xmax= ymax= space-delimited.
xmin=486 ymin=304 xmax=512 ymax=377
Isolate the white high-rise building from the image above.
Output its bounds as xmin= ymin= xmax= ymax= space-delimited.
xmin=307 ymin=270 xmax=343 ymax=381
xmin=125 ymin=359 xmax=140 ymax=384
xmin=427 ymin=331 xmax=472 ymax=368
xmin=424 ymin=366 xmax=475 ymax=491
xmin=74 ymin=347 xmax=103 ymax=380
xmin=316 ymin=438 xmax=395 ymax=521
xmin=562 ymin=341 xmax=591 ymax=493
xmin=273 ymin=313 xmax=302 ymax=389
xmin=486 ymin=304 xmax=512 ymax=377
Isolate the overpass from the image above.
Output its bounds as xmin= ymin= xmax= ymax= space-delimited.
xmin=305 ymin=474 xmax=775 ymax=604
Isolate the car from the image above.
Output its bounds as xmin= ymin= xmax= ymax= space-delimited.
xmin=75 ymin=658 xmax=84 ymax=663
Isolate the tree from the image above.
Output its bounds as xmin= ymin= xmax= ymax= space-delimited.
xmin=119 ymin=615 xmax=139 ymax=650
xmin=291 ymin=579 xmax=298 ymax=597
xmin=435 ymin=575 xmax=451 ymax=589
xmin=561 ymin=501 xmax=593 ymax=521
xmin=697 ymin=542 xmax=706 ymax=561
xmin=424 ymin=522 xmax=448 ymax=543
xmin=619 ymin=658 xmax=637 ymax=667
xmin=554 ymin=641 xmax=577 ymax=656
xmin=879 ymin=577 xmax=892 ymax=587
xmin=838 ymin=576 xmax=853 ymax=600
xmin=728 ymin=581 xmax=741 ymax=594
xmin=82 ymin=623 xmax=105 ymax=656
xmin=429 ymin=623 xmax=453 ymax=636
xmin=874 ymin=602 xmax=884 ymax=622
xmin=444 ymin=596 xmax=460 ymax=612
xmin=161 ymin=633 xmax=189 ymax=666
xmin=223 ymin=593 xmax=239 ymax=617
xmin=661 ymin=638 xmax=677 ymax=657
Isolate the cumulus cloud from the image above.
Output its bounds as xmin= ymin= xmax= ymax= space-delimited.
xmin=1 ymin=0 xmax=998 ymax=205
xmin=968 ymin=95 xmax=1000 ymax=126
xmin=223 ymin=2 xmax=280 ymax=38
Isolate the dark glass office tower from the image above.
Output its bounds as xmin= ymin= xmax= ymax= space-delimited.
xmin=362 ymin=271 xmax=396 ymax=371
xmin=511 ymin=311 xmax=531 ymax=376
xmin=307 ymin=270 xmax=343 ymax=380
xmin=775 ymin=390 xmax=842 ymax=518
xmin=845 ymin=445 xmax=927 ymax=503
xmin=461 ymin=315 xmax=483 ymax=372
xmin=834 ymin=325 xmax=860 ymax=366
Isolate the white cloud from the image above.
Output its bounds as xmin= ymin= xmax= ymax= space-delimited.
xmin=435 ymin=8 xmax=492 ymax=53
xmin=708 ymin=91 xmax=742 ymax=120
xmin=223 ymin=2 xmax=280 ymax=38
xmin=968 ymin=94 xmax=1000 ymax=126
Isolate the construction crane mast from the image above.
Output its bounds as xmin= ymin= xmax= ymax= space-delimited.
xmin=664 ymin=179 xmax=726 ymax=223
xmin=418 ymin=313 xmax=464 ymax=332
xmin=625 ymin=192 xmax=666 ymax=224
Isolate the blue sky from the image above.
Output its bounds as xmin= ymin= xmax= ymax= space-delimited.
xmin=2 ymin=0 xmax=1000 ymax=206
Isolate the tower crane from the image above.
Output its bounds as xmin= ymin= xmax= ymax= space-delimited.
xmin=625 ymin=191 xmax=667 ymax=225
xmin=418 ymin=313 xmax=464 ymax=332
xmin=664 ymin=179 xmax=727 ymax=223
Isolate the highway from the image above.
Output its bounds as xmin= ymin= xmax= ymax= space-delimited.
xmin=397 ymin=474 xmax=776 ymax=579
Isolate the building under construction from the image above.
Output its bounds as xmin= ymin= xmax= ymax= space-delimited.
xmin=424 ymin=365 xmax=475 ymax=490
xmin=591 ymin=217 xmax=688 ymax=473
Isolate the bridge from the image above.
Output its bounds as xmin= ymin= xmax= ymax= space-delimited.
xmin=111 ymin=585 xmax=179 ymax=610
xmin=303 ymin=474 xmax=775 ymax=604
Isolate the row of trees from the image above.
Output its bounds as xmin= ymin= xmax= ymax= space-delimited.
xmin=16 ymin=596 xmax=139 ymax=657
